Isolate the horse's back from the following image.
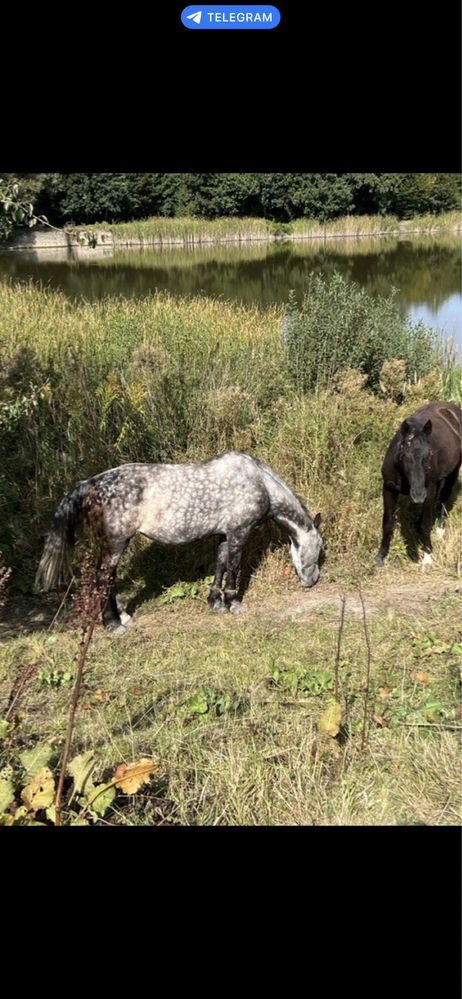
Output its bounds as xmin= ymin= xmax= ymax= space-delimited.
xmin=410 ymin=400 xmax=461 ymax=432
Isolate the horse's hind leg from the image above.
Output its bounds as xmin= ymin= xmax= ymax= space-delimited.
xmin=376 ymin=486 xmax=398 ymax=566
xmin=97 ymin=542 xmax=130 ymax=633
xmin=207 ymin=540 xmax=228 ymax=612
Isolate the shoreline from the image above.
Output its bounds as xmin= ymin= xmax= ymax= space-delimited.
xmin=1 ymin=213 xmax=460 ymax=252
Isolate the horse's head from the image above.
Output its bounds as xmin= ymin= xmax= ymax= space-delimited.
xmin=289 ymin=513 xmax=323 ymax=588
xmin=398 ymin=418 xmax=433 ymax=503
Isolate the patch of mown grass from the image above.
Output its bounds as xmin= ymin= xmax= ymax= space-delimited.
xmin=1 ymin=584 xmax=460 ymax=825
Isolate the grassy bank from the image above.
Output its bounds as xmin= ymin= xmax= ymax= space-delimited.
xmin=1 ymin=574 xmax=461 ymax=825
xmin=89 ymin=211 xmax=462 ymax=246
xmin=0 ymin=279 xmax=461 ymax=826
xmin=0 ymin=277 xmax=460 ymax=588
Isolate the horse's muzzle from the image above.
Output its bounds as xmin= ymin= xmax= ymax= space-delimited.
xmin=410 ymin=489 xmax=427 ymax=504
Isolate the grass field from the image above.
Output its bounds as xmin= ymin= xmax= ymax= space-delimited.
xmin=1 ymin=563 xmax=461 ymax=825
xmin=0 ymin=277 xmax=460 ymax=825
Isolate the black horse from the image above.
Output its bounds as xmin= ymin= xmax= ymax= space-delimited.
xmin=376 ymin=401 xmax=461 ymax=567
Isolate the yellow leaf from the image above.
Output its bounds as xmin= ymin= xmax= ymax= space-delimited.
xmin=378 ymin=686 xmax=391 ymax=700
xmin=21 ymin=767 xmax=55 ymax=812
xmin=318 ymin=700 xmax=342 ymax=738
xmin=113 ymin=758 xmax=157 ymax=794
xmin=92 ymin=689 xmax=106 ymax=702
xmin=410 ymin=671 xmax=430 ymax=685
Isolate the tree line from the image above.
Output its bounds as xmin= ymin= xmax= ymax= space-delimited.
xmin=1 ymin=173 xmax=460 ymax=227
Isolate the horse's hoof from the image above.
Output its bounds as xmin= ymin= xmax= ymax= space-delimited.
xmin=106 ymin=621 xmax=127 ymax=636
xmin=210 ymin=600 xmax=226 ymax=613
xmin=421 ymin=552 xmax=433 ymax=570
xmin=120 ymin=611 xmax=133 ymax=626
xmin=375 ymin=555 xmax=384 ymax=568
xmin=230 ymin=600 xmax=246 ymax=615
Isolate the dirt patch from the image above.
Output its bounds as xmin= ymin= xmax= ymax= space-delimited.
xmin=131 ymin=571 xmax=460 ymax=638
xmin=1 ymin=569 xmax=459 ymax=644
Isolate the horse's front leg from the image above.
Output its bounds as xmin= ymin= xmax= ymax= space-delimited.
xmin=207 ymin=540 xmax=228 ymax=612
xmin=416 ymin=482 xmax=437 ymax=568
xmin=223 ymin=528 xmax=251 ymax=614
xmin=376 ymin=486 xmax=398 ymax=566
xmin=436 ymin=464 xmax=460 ymax=535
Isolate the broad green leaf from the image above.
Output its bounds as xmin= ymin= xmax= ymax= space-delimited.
xmin=187 ymin=692 xmax=209 ymax=714
xmin=422 ymin=701 xmax=443 ymax=723
xmin=46 ymin=805 xmax=56 ymax=823
xmin=68 ymin=751 xmax=97 ymax=795
xmin=0 ymin=719 xmax=9 ymax=739
xmin=318 ymin=699 xmax=342 ymax=737
xmin=20 ymin=742 xmax=54 ymax=779
xmin=21 ymin=767 xmax=55 ymax=812
xmin=85 ymin=782 xmax=116 ymax=818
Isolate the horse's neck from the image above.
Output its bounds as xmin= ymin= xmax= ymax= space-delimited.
xmin=260 ymin=465 xmax=309 ymax=535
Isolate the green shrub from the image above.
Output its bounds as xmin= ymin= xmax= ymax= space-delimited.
xmin=283 ymin=274 xmax=436 ymax=391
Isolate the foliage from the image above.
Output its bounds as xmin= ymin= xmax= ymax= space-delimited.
xmin=0 ymin=732 xmax=157 ymax=825
xmin=0 ymin=278 xmax=457 ymax=582
xmin=283 ymin=274 xmax=437 ymax=391
xmin=1 ymin=173 xmax=459 ymax=227
xmin=0 ymin=179 xmax=49 ymax=242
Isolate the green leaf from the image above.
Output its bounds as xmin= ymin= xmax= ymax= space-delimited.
xmin=422 ymin=701 xmax=443 ymax=723
xmin=85 ymin=782 xmax=116 ymax=818
xmin=187 ymin=692 xmax=209 ymax=714
xmin=318 ymin=699 xmax=342 ymax=737
xmin=19 ymin=742 xmax=54 ymax=779
xmin=0 ymin=719 xmax=9 ymax=739
xmin=0 ymin=772 xmax=14 ymax=813
xmin=46 ymin=805 xmax=57 ymax=824
xmin=68 ymin=751 xmax=97 ymax=795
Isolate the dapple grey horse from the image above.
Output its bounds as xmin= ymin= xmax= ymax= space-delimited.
xmin=36 ymin=452 xmax=323 ymax=632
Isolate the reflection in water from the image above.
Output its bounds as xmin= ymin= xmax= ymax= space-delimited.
xmin=0 ymin=234 xmax=460 ymax=342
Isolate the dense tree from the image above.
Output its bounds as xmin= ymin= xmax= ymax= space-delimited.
xmin=1 ymin=173 xmax=460 ymax=232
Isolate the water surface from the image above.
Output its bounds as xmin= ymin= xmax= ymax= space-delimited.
xmin=0 ymin=233 xmax=460 ymax=343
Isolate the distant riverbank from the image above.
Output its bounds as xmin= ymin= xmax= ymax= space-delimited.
xmin=1 ymin=212 xmax=461 ymax=251
xmin=95 ymin=211 xmax=462 ymax=246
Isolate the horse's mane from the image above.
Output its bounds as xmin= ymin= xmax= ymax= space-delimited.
xmin=253 ymin=457 xmax=313 ymax=529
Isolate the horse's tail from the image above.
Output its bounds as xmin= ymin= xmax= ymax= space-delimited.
xmin=35 ymin=481 xmax=87 ymax=591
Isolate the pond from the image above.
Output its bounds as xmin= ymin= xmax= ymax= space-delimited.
xmin=0 ymin=233 xmax=460 ymax=345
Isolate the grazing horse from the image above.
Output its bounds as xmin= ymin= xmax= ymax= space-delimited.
xmin=376 ymin=401 xmax=461 ymax=567
xmin=36 ymin=452 xmax=322 ymax=633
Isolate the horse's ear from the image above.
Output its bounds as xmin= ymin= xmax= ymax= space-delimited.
xmin=400 ymin=420 xmax=409 ymax=436
xmin=313 ymin=512 xmax=322 ymax=529
xmin=423 ymin=419 xmax=432 ymax=436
